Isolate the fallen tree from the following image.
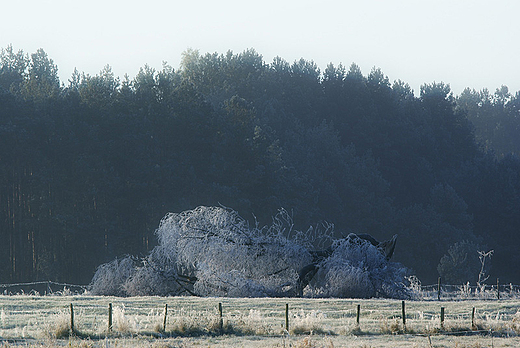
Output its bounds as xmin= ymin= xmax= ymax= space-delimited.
xmin=90 ymin=206 xmax=410 ymax=298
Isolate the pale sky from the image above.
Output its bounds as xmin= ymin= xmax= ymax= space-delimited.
xmin=2 ymin=0 xmax=519 ymax=96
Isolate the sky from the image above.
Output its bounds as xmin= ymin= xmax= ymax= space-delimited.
xmin=2 ymin=0 xmax=519 ymax=96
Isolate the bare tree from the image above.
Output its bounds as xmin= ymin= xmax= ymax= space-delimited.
xmin=477 ymin=249 xmax=494 ymax=292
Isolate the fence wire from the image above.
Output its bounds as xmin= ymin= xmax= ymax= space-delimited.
xmin=0 ymin=281 xmax=87 ymax=296
xmin=414 ymin=283 xmax=520 ymax=300
xmin=0 ymin=295 xmax=519 ymax=340
xmin=2 ymin=281 xmax=520 ymax=300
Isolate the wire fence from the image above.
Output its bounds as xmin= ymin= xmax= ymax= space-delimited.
xmin=0 ymin=295 xmax=519 ymax=341
xmin=2 ymin=280 xmax=520 ymax=301
xmin=0 ymin=281 xmax=87 ymax=296
xmin=412 ymin=282 xmax=520 ymax=301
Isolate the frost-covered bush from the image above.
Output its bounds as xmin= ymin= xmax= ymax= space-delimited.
xmin=122 ymin=263 xmax=172 ymax=297
xmin=150 ymin=206 xmax=312 ymax=297
xmin=308 ymin=236 xmax=408 ymax=298
xmin=89 ymin=256 xmax=136 ymax=296
xmin=89 ymin=206 xmax=411 ymax=298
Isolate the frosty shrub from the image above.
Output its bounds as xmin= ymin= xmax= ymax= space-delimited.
xmin=89 ymin=256 xmax=136 ymax=296
xmin=122 ymin=262 xmax=172 ymax=297
xmin=90 ymin=206 xmax=411 ymax=298
xmin=151 ymin=206 xmax=312 ymax=297
xmin=310 ymin=236 xmax=408 ymax=298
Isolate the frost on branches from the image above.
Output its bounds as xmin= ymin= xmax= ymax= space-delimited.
xmin=89 ymin=206 xmax=410 ymax=298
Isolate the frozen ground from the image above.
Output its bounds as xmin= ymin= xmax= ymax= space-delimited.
xmin=2 ymin=335 xmax=520 ymax=347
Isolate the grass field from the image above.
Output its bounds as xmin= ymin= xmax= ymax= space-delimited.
xmin=0 ymin=295 xmax=519 ymax=347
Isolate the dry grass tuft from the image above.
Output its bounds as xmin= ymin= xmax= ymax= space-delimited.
xmin=42 ymin=309 xmax=72 ymax=339
xmin=111 ymin=305 xmax=138 ymax=335
xmin=149 ymin=341 xmax=177 ymax=348
xmin=167 ymin=308 xmax=218 ymax=336
xmin=293 ymin=336 xmax=335 ymax=348
xmin=452 ymin=342 xmax=485 ymax=348
xmin=291 ymin=310 xmax=333 ymax=335
xmin=379 ymin=317 xmax=403 ymax=334
xmin=167 ymin=308 xmax=278 ymax=337
xmin=67 ymin=338 xmax=95 ymax=348
xmin=509 ymin=310 xmax=520 ymax=334
xmin=221 ymin=309 xmax=274 ymax=336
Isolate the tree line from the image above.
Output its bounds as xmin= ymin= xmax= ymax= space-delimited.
xmin=1 ymin=45 xmax=519 ymax=286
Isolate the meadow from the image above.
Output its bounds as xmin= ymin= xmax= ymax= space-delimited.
xmin=0 ymin=293 xmax=519 ymax=347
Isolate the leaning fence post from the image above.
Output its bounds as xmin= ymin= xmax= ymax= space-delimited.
xmin=285 ymin=303 xmax=289 ymax=332
xmin=163 ymin=304 xmax=168 ymax=332
xmin=437 ymin=277 xmax=441 ymax=301
xmin=70 ymin=303 xmax=74 ymax=333
xmin=471 ymin=307 xmax=476 ymax=330
xmin=108 ymin=303 xmax=113 ymax=332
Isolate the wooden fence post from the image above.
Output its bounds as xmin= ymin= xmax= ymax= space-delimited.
xmin=108 ymin=303 xmax=113 ymax=332
xmin=437 ymin=277 xmax=441 ymax=301
xmin=440 ymin=307 xmax=445 ymax=330
xmin=401 ymin=300 xmax=406 ymax=331
xmin=70 ymin=303 xmax=74 ymax=333
xmin=285 ymin=303 xmax=289 ymax=332
xmin=163 ymin=304 xmax=168 ymax=332
xmin=218 ymin=302 xmax=223 ymax=331
xmin=497 ymin=278 xmax=500 ymax=300
xmin=471 ymin=307 xmax=476 ymax=330
xmin=356 ymin=304 xmax=360 ymax=326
